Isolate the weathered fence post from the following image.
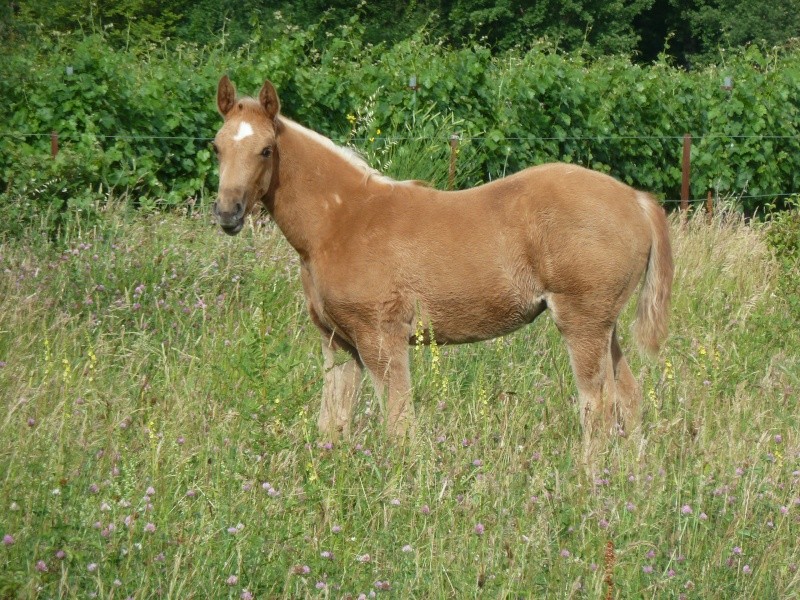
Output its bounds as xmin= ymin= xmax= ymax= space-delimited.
xmin=706 ymin=189 xmax=714 ymax=221
xmin=51 ymin=131 xmax=59 ymax=158
xmin=681 ymin=133 xmax=691 ymax=212
xmin=448 ymin=134 xmax=459 ymax=190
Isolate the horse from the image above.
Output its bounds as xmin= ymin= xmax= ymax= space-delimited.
xmin=211 ymin=75 xmax=673 ymax=462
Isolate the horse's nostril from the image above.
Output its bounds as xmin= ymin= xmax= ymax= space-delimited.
xmin=235 ymin=202 xmax=243 ymax=215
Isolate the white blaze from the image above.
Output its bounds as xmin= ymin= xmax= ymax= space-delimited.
xmin=233 ymin=121 xmax=254 ymax=142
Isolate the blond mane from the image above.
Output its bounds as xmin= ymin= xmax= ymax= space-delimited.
xmin=280 ymin=118 xmax=396 ymax=186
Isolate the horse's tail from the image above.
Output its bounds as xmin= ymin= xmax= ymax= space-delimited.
xmin=633 ymin=192 xmax=674 ymax=356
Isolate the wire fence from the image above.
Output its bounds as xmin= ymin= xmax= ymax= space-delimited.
xmin=4 ymin=131 xmax=800 ymax=143
xmin=3 ymin=129 xmax=798 ymax=206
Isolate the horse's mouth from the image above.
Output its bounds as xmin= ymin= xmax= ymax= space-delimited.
xmin=220 ymin=220 xmax=244 ymax=236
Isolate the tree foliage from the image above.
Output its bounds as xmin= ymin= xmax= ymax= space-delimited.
xmin=4 ymin=0 xmax=800 ymax=63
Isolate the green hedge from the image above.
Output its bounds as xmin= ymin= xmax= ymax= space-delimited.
xmin=2 ymin=22 xmax=799 ymax=237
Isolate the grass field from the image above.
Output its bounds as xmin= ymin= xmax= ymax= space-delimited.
xmin=1 ymin=203 xmax=798 ymax=599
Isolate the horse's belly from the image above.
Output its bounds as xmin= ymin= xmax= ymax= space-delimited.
xmin=422 ymin=294 xmax=546 ymax=345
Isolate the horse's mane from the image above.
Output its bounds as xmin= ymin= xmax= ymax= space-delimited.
xmin=279 ymin=117 xmax=397 ymax=186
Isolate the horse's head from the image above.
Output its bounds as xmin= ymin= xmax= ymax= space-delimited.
xmin=212 ymin=75 xmax=280 ymax=235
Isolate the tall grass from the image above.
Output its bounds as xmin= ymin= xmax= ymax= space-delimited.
xmin=0 ymin=202 xmax=798 ymax=598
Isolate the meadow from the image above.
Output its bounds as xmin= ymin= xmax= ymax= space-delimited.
xmin=0 ymin=199 xmax=799 ymax=598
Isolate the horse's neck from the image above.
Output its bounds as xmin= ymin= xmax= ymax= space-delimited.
xmin=267 ymin=123 xmax=381 ymax=259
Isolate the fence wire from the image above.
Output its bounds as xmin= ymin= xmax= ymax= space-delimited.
xmin=2 ymin=130 xmax=798 ymax=204
xmin=3 ymin=131 xmax=800 ymax=143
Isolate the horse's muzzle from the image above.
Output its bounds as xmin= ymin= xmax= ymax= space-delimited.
xmin=220 ymin=221 xmax=244 ymax=236
xmin=213 ymin=200 xmax=245 ymax=235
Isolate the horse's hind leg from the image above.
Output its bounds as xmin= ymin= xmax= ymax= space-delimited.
xmin=611 ymin=326 xmax=641 ymax=435
xmin=318 ymin=335 xmax=363 ymax=440
xmin=552 ymin=305 xmax=617 ymax=463
xmin=571 ymin=334 xmax=617 ymax=464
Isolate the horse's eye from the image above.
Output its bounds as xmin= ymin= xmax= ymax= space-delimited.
xmin=261 ymin=146 xmax=273 ymax=158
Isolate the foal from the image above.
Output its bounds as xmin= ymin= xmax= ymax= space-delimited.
xmin=211 ymin=76 xmax=673 ymax=460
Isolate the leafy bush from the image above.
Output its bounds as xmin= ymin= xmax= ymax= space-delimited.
xmin=0 ymin=145 xmax=107 ymax=239
xmin=0 ymin=33 xmax=220 ymax=228
xmin=2 ymin=21 xmax=800 ymax=238
xmin=764 ymin=195 xmax=800 ymax=267
xmin=762 ymin=195 xmax=800 ymax=324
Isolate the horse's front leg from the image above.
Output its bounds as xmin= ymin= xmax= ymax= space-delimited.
xmin=317 ymin=334 xmax=363 ymax=440
xmin=302 ymin=265 xmax=364 ymax=441
xmin=359 ymin=335 xmax=416 ymax=439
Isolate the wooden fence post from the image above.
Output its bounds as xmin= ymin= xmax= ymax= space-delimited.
xmin=448 ymin=134 xmax=459 ymax=190
xmin=681 ymin=133 xmax=691 ymax=212
xmin=51 ymin=130 xmax=59 ymax=158
xmin=706 ymin=189 xmax=714 ymax=221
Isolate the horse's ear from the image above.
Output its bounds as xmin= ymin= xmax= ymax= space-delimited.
xmin=217 ymin=75 xmax=236 ymax=117
xmin=259 ymin=80 xmax=280 ymax=120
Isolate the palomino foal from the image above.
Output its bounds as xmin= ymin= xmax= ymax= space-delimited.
xmin=212 ymin=76 xmax=673 ymax=461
